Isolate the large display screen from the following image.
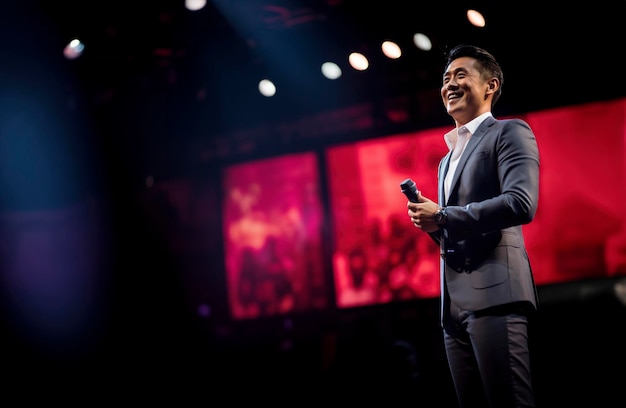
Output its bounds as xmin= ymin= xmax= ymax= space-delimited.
xmin=326 ymin=128 xmax=445 ymax=308
xmin=222 ymin=152 xmax=329 ymax=319
xmin=326 ymin=98 xmax=626 ymax=308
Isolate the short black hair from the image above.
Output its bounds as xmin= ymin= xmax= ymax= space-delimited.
xmin=445 ymin=44 xmax=504 ymax=107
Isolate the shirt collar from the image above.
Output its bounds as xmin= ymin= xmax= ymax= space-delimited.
xmin=443 ymin=112 xmax=493 ymax=151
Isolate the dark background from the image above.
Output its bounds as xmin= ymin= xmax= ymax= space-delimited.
xmin=1 ymin=1 xmax=625 ymax=406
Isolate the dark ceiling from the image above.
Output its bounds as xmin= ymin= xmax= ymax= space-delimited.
xmin=2 ymin=0 xmax=624 ymax=177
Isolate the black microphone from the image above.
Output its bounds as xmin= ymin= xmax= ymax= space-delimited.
xmin=400 ymin=178 xmax=419 ymax=203
xmin=401 ymin=178 xmax=441 ymax=245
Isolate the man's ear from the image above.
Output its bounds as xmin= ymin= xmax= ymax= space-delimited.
xmin=487 ymin=78 xmax=499 ymax=92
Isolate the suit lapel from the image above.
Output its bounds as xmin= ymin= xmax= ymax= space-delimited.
xmin=439 ymin=152 xmax=451 ymax=205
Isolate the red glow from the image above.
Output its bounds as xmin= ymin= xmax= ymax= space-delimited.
xmin=222 ymin=153 xmax=328 ymax=319
xmin=221 ymin=98 xmax=626 ymax=314
xmin=326 ymin=129 xmax=446 ymax=307
xmin=523 ymin=98 xmax=626 ymax=284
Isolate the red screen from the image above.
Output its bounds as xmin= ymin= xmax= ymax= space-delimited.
xmin=222 ymin=152 xmax=328 ymax=319
xmin=523 ymin=98 xmax=626 ymax=284
xmin=327 ymin=97 xmax=626 ymax=308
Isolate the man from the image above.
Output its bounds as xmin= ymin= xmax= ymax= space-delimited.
xmin=406 ymin=44 xmax=540 ymax=407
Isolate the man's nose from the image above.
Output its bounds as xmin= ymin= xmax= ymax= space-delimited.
xmin=446 ymin=79 xmax=458 ymax=89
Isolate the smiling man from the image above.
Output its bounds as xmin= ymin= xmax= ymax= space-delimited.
xmin=405 ymin=44 xmax=541 ymax=408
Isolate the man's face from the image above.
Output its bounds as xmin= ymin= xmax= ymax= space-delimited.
xmin=441 ymin=56 xmax=492 ymax=125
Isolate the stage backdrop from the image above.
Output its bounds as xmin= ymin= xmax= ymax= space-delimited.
xmin=222 ymin=97 xmax=626 ymax=316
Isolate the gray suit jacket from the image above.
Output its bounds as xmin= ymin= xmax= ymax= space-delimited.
xmin=433 ymin=115 xmax=540 ymax=316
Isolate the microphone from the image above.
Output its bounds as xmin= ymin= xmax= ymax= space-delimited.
xmin=400 ymin=178 xmax=419 ymax=203
xmin=401 ymin=178 xmax=441 ymax=245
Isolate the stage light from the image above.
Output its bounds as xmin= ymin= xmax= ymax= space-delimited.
xmin=258 ymin=79 xmax=276 ymax=97
xmin=349 ymin=52 xmax=369 ymax=71
xmin=185 ymin=0 xmax=206 ymax=11
xmin=413 ymin=33 xmax=432 ymax=51
xmin=467 ymin=9 xmax=486 ymax=28
xmin=382 ymin=41 xmax=401 ymax=59
xmin=63 ymin=38 xmax=84 ymax=60
xmin=321 ymin=62 xmax=342 ymax=80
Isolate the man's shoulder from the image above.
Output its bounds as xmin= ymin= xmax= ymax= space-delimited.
xmin=490 ymin=117 xmax=532 ymax=131
xmin=493 ymin=116 xmax=530 ymax=125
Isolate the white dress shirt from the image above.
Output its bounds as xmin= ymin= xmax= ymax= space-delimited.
xmin=443 ymin=112 xmax=492 ymax=203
